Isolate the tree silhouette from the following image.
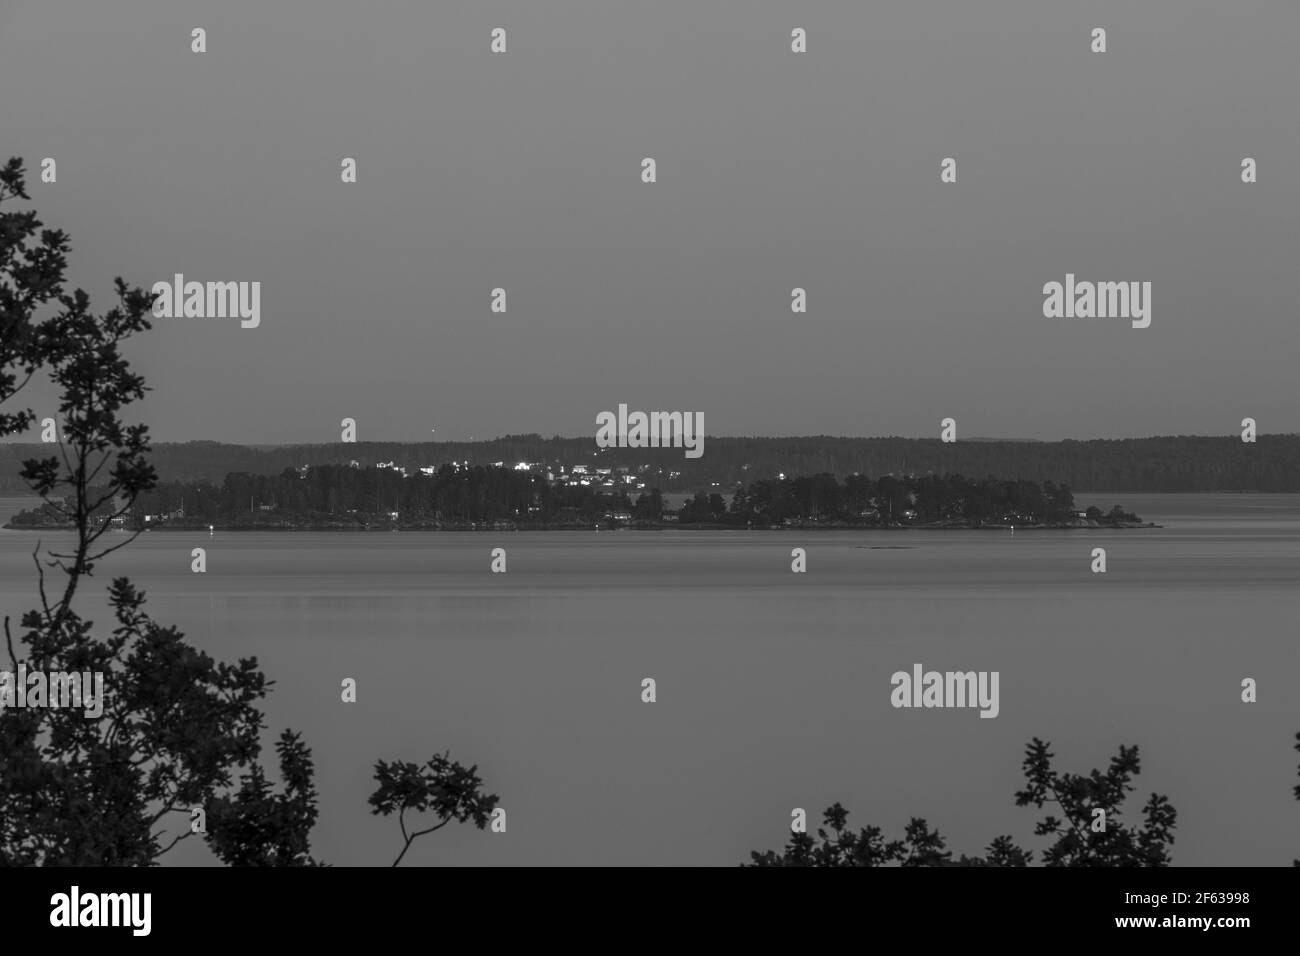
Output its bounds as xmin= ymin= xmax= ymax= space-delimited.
xmin=369 ymin=753 xmax=499 ymax=867
xmin=0 ymin=157 xmax=67 ymax=439
xmin=1 ymin=156 xmax=267 ymax=864
xmin=747 ymin=804 xmax=1032 ymax=868
xmin=1015 ymin=737 xmax=1175 ymax=867
xmin=205 ymin=730 xmax=324 ymax=867
xmin=0 ymin=157 xmax=497 ymax=866
xmin=746 ymin=739 xmax=1174 ymax=867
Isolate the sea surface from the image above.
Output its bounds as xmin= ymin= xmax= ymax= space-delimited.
xmin=1 ymin=493 xmax=1296 ymax=866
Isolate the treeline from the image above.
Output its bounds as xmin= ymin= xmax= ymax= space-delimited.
xmin=2 ymin=433 xmax=1297 ymax=495
xmin=680 ymin=473 xmax=1139 ymax=526
xmin=17 ymin=464 xmax=643 ymax=529
xmin=10 ymin=466 xmax=1144 ymax=530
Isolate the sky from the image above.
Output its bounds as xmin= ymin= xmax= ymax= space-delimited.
xmin=1 ymin=0 xmax=1297 ymax=443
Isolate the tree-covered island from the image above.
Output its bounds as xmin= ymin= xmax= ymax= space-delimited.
xmin=6 ymin=464 xmax=1150 ymax=531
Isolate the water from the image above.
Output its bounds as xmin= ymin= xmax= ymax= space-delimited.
xmin=1 ymin=493 xmax=1296 ymax=866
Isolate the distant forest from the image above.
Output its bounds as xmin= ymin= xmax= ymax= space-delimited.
xmin=1 ymin=433 xmax=1297 ymax=495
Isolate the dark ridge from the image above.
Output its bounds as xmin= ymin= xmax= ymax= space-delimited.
xmin=1 ymin=433 xmax=1297 ymax=494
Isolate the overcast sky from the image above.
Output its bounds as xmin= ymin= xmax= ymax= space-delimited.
xmin=2 ymin=0 xmax=1296 ymax=443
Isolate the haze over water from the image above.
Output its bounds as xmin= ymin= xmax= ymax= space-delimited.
xmin=1 ymin=492 xmax=1295 ymax=866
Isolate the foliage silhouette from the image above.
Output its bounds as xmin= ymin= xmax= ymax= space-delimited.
xmin=0 ymin=157 xmax=496 ymax=866
xmin=747 ymin=739 xmax=1174 ymax=867
xmin=206 ymin=730 xmax=324 ymax=867
xmin=369 ymin=753 xmax=500 ymax=867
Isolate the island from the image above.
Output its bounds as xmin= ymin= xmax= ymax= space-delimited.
xmin=3 ymin=465 xmax=1154 ymax=532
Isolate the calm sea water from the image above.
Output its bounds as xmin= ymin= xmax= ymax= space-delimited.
xmin=1 ymin=493 xmax=1296 ymax=866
